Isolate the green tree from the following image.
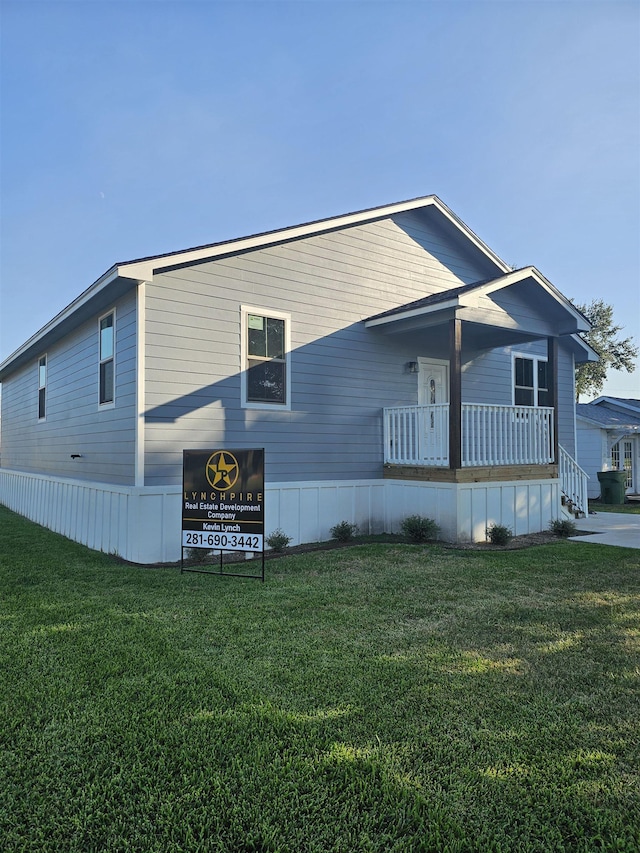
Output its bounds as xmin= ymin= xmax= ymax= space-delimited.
xmin=573 ymin=298 xmax=638 ymax=400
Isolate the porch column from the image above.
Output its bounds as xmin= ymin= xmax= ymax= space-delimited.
xmin=547 ymin=336 xmax=559 ymax=464
xmin=449 ymin=317 xmax=462 ymax=469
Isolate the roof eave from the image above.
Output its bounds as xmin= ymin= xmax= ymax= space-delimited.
xmin=0 ymin=194 xmax=517 ymax=377
xmin=0 ymin=265 xmax=137 ymax=380
xmin=592 ymin=396 xmax=640 ymax=415
xmin=467 ymin=266 xmax=592 ymax=333
xmin=364 ymin=298 xmax=460 ymax=328
xmin=117 ymin=194 xmax=512 ymax=280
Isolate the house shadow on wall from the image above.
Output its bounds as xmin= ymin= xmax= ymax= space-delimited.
xmin=142 ymin=319 xmax=450 ymax=485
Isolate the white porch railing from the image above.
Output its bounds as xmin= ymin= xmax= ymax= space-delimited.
xmin=558 ymin=444 xmax=589 ymax=517
xmin=384 ymin=404 xmax=555 ymax=467
xmin=383 ymin=404 xmax=450 ymax=466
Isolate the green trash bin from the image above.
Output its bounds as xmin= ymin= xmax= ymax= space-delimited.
xmin=597 ymin=470 xmax=627 ymax=505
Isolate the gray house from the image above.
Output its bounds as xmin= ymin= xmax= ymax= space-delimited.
xmin=0 ymin=195 xmax=597 ymax=562
xmin=577 ymin=397 xmax=640 ymax=498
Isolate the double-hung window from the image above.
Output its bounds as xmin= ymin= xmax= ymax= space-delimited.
xmin=513 ymin=354 xmax=549 ymax=407
xmin=99 ymin=312 xmax=115 ymax=405
xmin=242 ymin=307 xmax=290 ymax=409
xmin=38 ymin=355 xmax=47 ymax=420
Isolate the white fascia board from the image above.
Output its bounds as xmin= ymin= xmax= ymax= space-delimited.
xmin=0 ymin=194 xmax=510 ymax=375
xmin=463 ymin=267 xmax=592 ymax=333
xmin=576 ymin=413 xmax=603 ymax=426
xmin=117 ymin=198 xmax=443 ymax=280
xmin=428 ymin=197 xmax=511 ymax=274
xmin=575 ymin=413 xmax=621 ymax=428
xmin=117 ymin=195 xmax=511 ymax=280
xmin=577 ymin=409 xmax=640 ymax=429
xmin=0 ymin=265 xmax=127 ymax=377
xmin=569 ymin=333 xmax=599 ymax=363
xmin=364 ymin=298 xmax=460 ymax=328
xmin=594 ymin=396 xmax=640 ymax=415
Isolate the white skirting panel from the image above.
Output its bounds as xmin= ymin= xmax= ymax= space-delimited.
xmin=0 ymin=469 xmax=182 ymax=564
xmin=1 ymin=470 xmax=561 ymax=564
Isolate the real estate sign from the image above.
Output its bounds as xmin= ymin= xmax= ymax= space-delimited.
xmin=182 ymin=448 xmax=264 ymax=553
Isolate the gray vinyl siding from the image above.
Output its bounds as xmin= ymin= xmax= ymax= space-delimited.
xmin=143 ymin=214 xmax=491 ymax=485
xmin=462 ymin=339 xmax=577 ymax=453
xmin=576 ymin=421 xmax=606 ymax=497
xmin=0 ymin=291 xmax=137 ymax=484
xmin=142 ymin=214 xmax=580 ymax=486
xmin=462 ymin=350 xmax=513 ymax=406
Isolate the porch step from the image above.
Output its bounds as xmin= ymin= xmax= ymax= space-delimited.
xmin=561 ymin=493 xmax=585 ymax=520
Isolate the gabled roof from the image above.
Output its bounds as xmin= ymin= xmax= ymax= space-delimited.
xmin=591 ymin=396 xmax=640 ymax=413
xmin=365 ymin=266 xmax=591 ymax=334
xmin=116 ymin=194 xmax=510 ymax=280
xmin=577 ymin=398 xmax=640 ymax=429
xmin=0 ymin=194 xmax=509 ymax=379
xmin=364 ymin=278 xmax=494 ymax=322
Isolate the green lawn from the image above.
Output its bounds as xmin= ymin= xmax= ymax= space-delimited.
xmin=1 ymin=506 xmax=639 ymax=852
xmin=589 ymin=500 xmax=640 ymax=515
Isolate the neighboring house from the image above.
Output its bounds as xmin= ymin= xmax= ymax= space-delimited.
xmin=0 ymin=195 xmax=597 ymax=563
xmin=577 ymin=398 xmax=640 ymax=498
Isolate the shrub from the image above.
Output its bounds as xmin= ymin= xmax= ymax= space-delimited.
xmin=400 ymin=515 xmax=440 ymax=543
xmin=549 ymin=518 xmax=577 ymax=538
xmin=265 ymin=528 xmax=292 ymax=552
xmin=486 ymin=524 xmax=513 ymax=546
xmin=330 ymin=521 xmax=358 ymax=542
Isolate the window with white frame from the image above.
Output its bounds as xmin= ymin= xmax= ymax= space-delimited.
xmin=38 ymin=355 xmax=47 ymax=420
xmin=513 ymin=354 xmax=550 ymax=407
xmin=99 ymin=312 xmax=115 ymax=405
xmin=611 ymin=440 xmax=633 ymax=488
xmin=242 ymin=307 xmax=290 ymax=408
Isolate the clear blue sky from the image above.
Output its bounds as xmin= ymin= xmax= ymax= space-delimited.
xmin=1 ymin=0 xmax=638 ymax=399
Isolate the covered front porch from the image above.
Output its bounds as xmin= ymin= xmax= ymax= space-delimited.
xmin=381 ymin=402 xmax=589 ymax=515
xmin=365 ymin=267 xmax=596 ymax=517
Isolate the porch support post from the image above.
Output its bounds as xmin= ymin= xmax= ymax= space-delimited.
xmin=449 ymin=317 xmax=462 ymax=470
xmin=547 ymin=336 xmax=559 ymax=464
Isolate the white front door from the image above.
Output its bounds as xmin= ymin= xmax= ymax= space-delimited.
xmin=418 ymin=359 xmax=449 ymax=462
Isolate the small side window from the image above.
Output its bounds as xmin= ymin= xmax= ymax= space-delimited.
xmin=99 ymin=312 xmax=115 ymax=405
xmin=38 ymin=355 xmax=47 ymax=420
xmin=513 ymin=354 xmax=548 ymax=407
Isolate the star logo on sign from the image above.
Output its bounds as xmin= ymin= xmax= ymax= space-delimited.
xmin=206 ymin=451 xmax=239 ymax=491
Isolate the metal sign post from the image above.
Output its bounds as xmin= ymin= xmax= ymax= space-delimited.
xmin=181 ymin=448 xmax=265 ymax=581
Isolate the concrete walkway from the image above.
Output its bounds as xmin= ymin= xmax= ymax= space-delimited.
xmin=570 ymin=511 xmax=640 ymax=550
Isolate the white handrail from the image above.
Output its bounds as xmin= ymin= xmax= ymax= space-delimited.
xmin=559 ymin=444 xmax=589 ymax=517
xmin=384 ymin=403 xmax=554 ymax=467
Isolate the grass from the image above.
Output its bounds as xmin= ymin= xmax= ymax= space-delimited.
xmin=589 ymin=499 xmax=640 ymax=515
xmin=1 ymin=506 xmax=639 ymax=852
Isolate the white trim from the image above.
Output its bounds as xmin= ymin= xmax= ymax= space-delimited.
xmin=118 ymin=195 xmax=511 ymax=283
xmin=592 ymin=396 xmax=640 ymax=415
xmin=575 ymin=412 xmax=640 ymax=429
xmin=0 ymin=266 xmax=120 ymax=378
xmin=135 ymin=283 xmax=146 ymax=487
xmin=37 ymin=353 xmax=47 ymax=422
xmin=366 ymin=267 xmax=591 ymax=333
xmin=365 ymin=298 xmax=460 ymax=328
xmin=467 ymin=267 xmax=590 ymax=330
xmin=512 ymin=350 xmax=548 ymax=407
xmin=98 ymin=308 xmax=116 ymax=409
xmin=240 ymin=305 xmax=291 ymax=411
xmin=0 ymin=195 xmax=511 ymax=380
xmin=417 ymin=357 xmax=450 ymax=405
